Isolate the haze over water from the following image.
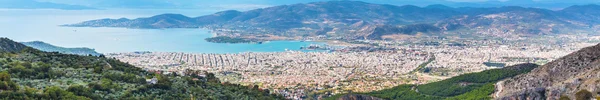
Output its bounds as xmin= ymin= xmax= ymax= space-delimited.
xmin=0 ymin=9 xmax=320 ymax=53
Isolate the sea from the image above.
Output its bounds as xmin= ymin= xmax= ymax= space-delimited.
xmin=0 ymin=8 xmax=321 ymax=53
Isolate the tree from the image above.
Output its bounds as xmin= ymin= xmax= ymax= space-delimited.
xmin=153 ymin=75 xmax=172 ymax=89
xmin=43 ymin=86 xmax=91 ymax=100
xmin=93 ymin=66 xmax=103 ymax=73
xmin=0 ymin=71 xmax=18 ymax=91
xmin=67 ymin=85 xmax=100 ymax=99
xmin=206 ymin=73 xmax=220 ymax=83
xmin=575 ymin=89 xmax=593 ymax=100
xmin=559 ymin=95 xmax=570 ymax=100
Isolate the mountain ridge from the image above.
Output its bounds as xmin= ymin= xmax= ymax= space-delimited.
xmin=21 ymin=41 xmax=101 ymax=56
xmin=0 ymin=37 xmax=28 ymax=52
xmin=65 ymin=1 xmax=600 ymax=40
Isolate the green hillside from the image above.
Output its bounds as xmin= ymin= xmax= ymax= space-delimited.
xmin=0 ymin=38 xmax=284 ymax=100
xmin=21 ymin=41 xmax=101 ymax=56
xmin=326 ymin=63 xmax=538 ymax=100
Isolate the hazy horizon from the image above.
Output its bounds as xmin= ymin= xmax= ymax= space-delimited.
xmin=2 ymin=0 xmax=599 ymax=11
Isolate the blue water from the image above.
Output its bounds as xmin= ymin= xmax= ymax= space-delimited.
xmin=0 ymin=9 xmax=320 ymax=53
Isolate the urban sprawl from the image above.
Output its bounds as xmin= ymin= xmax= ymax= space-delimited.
xmin=107 ymin=34 xmax=600 ymax=99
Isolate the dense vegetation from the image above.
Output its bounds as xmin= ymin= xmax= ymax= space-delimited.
xmin=483 ymin=62 xmax=506 ymax=67
xmin=413 ymin=57 xmax=435 ymax=73
xmin=416 ymin=63 xmax=537 ymax=97
xmin=205 ymin=36 xmax=254 ymax=44
xmin=325 ymin=63 xmax=539 ymax=100
xmin=0 ymin=38 xmax=284 ymax=100
xmin=575 ymin=90 xmax=594 ymax=100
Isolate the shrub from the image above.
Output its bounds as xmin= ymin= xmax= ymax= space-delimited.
xmin=0 ymin=91 xmax=32 ymax=99
xmin=575 ymin=90 xmax=593 ymax=100
xmin=67 ymin=85 xmax=100 ymax=99
xmin=43 ymin=86 xmax=91 ymax=100
xmin=559 ymin=95 xmax=570 ymax=100
xmin=0 ymin=71 xmax=18 ymax=90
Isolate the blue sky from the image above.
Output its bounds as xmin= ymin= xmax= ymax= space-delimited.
xmin=9 ymin=0 xmax=600 ymax=10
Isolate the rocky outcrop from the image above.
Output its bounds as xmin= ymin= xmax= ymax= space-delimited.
xmin=495 ymin=43 xmax=600 ymax=100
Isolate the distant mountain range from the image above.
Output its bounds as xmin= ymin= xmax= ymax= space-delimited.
xmin=37 ymin=0 xmax=600 ymax=10
xmin=0 ymin=0 xmax=95 ymax=10
xmin=21 ymin=41 xmax=101 ymax=56
xmin=65 ymin=1 xmax=600 ymax=40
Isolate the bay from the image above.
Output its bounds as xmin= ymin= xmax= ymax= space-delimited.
xmin=0 ymin=9 xmax=321 ymax=53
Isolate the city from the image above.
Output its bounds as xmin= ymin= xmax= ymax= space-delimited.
xmin=107 ymin=33 xmax=599 ymax=99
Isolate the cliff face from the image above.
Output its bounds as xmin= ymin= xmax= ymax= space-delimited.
xmin=495 ymin=43 xmax=600 ymax=100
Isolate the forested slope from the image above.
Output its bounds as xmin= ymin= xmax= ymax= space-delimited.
xmin=0 ymin=37 xmax=284 ymax=100
xmin=326 ymin=63 xmax=538 ymax=100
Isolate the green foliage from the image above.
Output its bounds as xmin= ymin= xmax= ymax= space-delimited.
xmin=205 ymin=36 xmax=253 ymax=43
xmin=0 ymin=71 xmax=18 ymax=91
xmin=67 ymin=85 xmax=101 ymax=99
xmin=362 ymin=85 xmax=444 ymax=100
xmin=93 ymin=66 xmax=103 ymax=73
xmin=6 ymin=62 xmax=63 ymax=79
xmin=43 ymin=86 xmax=91 ymax=100
xmin=91 ymin=78 xmax=121 ymax=91
xmin=152 ymin=74 xmax=172 ymax=89
xmin=0 ymin=86 xmax=41 ymax=99
xmin=483 ymin=62 xmax=506 ymax=67
xmin=575 ymin=89 xmax=593 ymax=100
xmin=325 ymin=63 xmax=538 ymax=100
xmin=0 ymin=39 xmax=285 ymax=100
xmin=417 ymin=63 xmax=537 ymax=97
xmin=206 ymin=72 xmax=221 ymax=83
xmin=21 ymin=41 xmax=101 ymax=56
xmin=413 ymin=57 xmax=435 ymax=73
xmin=103 ymin=72 xmax=145 ymax=84
xmin=559 ymin=95 xmax=571 ymax=100
xmin=445 ymin=83 xmax=494 ymax=100
xmin=0 ymin=90 xmax=36 ymax=99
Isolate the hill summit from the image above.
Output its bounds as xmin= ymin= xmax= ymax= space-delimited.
xmin=0 ymin=37 xmax=28 ymax=52
xmin=496 ymin=43 xmax=600 ymax=99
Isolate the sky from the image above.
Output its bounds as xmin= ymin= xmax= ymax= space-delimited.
xmin=7 ymin=0 xmax=600 ymax=10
